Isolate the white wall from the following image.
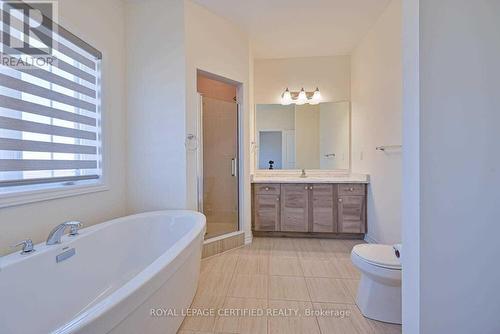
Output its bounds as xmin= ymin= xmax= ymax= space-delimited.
xmin=0 ymin=0 xmax=128 ymax=255
xmin=351 ymin=0 xmax=402 ymax=244
xmin=401 ymin=0 xmax=420 ymax=332
xmin=125 ymin=0 xmax=187 ymax=212
xmin=184 ymin=1 xmax=252 ymax=242
xmin=417 ymin=1 xmax=500 ymax=333
xmin=125 ymin=0 xmax=253 ymax=242
xmin=254 ymin=56 xmax=350 ymax=104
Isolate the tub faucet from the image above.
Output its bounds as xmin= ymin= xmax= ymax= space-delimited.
xmin=46 ymin=221 xmax=83 ymax=245
xmin=11 ymin=239 xmax=35 ymax=255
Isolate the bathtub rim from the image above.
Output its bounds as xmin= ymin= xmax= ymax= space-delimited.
xmin=1 ymin=210 xmax=206 ymax=334
xmin=1 ymin=210 xmax=205 ymax=268
xmin=54 ymin=210 xmax=206 ymax=333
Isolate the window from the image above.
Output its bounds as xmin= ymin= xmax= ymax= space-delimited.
xmin=0 ymin=3 xmax=102 ymax=202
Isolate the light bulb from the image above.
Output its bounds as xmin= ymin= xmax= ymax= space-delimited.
xmin=296 ymin=88 xmax=307 ymax=105
xmin=281 ymin=88 xmax=292 ymax=105
xmin=309 ymin=88 xmax=321 ymax=105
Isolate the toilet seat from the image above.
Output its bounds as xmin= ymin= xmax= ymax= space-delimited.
xmin=352 ymin=244 xmax=401 ymax=270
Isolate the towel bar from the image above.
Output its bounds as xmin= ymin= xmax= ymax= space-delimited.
xmin=376 ymin=145 xmax=402 ymax=152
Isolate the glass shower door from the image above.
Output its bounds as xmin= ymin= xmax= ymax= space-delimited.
xmin=201 ymin=96 xmax=239 ymax=238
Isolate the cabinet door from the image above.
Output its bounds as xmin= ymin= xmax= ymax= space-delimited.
xmin=281 ymin=184 xmax=309 ymax=232
xmin=312 ymin=184 xmax=336 ymax=232
xmin=338 ymin=195 xmax=366 ymax=233
xmin=254 ymin=194 xmax=280 ymax=231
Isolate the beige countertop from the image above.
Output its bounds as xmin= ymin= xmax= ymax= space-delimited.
xmin=251 ymin=173 xmax=369 ymax=184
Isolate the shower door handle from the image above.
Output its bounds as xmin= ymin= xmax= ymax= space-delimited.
xmin=231 ymin=158 xmax=237 ymax=177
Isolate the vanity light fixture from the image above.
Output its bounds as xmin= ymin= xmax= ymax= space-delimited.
xmin=281 ymin=88 xmax=293 ymax=105
xmin=296 ymin=88 xmax=308 ymax=105
xmin=310 ymin=87 xmax=321 ymax=105
xmin=280 ymin=87 xmax=321 ymax=105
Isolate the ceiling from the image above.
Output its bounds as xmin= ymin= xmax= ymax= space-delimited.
xmin=192 ymin=0 xmax=391 ymax=59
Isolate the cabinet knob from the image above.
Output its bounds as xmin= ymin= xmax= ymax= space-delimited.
xmin=309 ymin=186 xmax=313 ymax=190
xmin=304 ymin=186 xmax=308 ymax=190
xmin=338 ymin=198 xmax=343 ymax=203
xmin=349 ymin=187 xmax=354 ymax=191
xmin=265 ymin=187 xmax=269 ymax=191
xmin=276 ymin=197 xmax=280 ymax=201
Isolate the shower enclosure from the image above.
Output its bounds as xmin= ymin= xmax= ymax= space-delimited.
xmin=199 ymin=96 xmax=239 ymax=239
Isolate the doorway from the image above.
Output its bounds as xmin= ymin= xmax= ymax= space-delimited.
xmin=197 ymin=73 xmax=240 ymax=239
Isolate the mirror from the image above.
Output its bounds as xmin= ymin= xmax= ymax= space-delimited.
xmin=255 ymin=101 xmax=350 ymax=170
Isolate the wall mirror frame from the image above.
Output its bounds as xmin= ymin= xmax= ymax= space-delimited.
xmin=253 ymin=101 xmax=352 ymax=173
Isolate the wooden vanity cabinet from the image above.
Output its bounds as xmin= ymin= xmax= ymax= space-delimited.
xmin=311 ymin=184 xmax=336 ymax=232
xmin=252 ymin=182 xmax=367 ymax=236
xmin=337 ymin=196 xmax=366 ymax=233
xmin=337 ymin=184 xmax=367 ymax=233
xmin=253 ymin=184 xmax=280 ymax=231
xmin=280 ymin=184 xmax=309 ymax=232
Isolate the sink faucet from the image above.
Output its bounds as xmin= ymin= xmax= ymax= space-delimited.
xmin=300 ymin=169 xmax=307 ymax=178
xmin=46 ymin=221 xmax=83 ymax=245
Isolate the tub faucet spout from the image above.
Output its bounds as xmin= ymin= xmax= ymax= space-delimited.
xmin=46 ymin=221 xmax=83 ymax=245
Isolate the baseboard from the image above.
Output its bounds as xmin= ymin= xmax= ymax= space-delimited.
xmin=244 ymin=232 xmax=253 ymax=245
xmin=364 ymin=234 xmax=378 ymax=244
xmin=252 ymin=231 xmax=365 ymax=239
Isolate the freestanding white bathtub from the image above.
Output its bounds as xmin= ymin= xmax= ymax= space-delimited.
xmin=0 ymin=210 xmax=206 ymax=334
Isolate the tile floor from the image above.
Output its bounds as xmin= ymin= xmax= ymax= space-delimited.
xmin=178 ymin=237 xmax=402 ymax=334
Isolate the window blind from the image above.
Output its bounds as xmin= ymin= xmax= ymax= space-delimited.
xmin=0 ymin=3 xmax=102 ymax=190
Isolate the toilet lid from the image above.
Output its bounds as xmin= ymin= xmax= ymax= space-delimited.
xmin=352 ymin=244 xmax=401 ymax=269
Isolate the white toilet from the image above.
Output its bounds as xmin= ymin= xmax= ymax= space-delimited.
xmin=351 ymin=244 xmax=402 ymax=324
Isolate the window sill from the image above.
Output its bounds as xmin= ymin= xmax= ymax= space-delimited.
xmin=0 ymin=182 xmax=109 ymax=209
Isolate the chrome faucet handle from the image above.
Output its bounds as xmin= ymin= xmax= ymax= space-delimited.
xmin=11 ymin=239 xmax=35 ymax=255
xmin=66 ymin=221 xmax=83 ymax=236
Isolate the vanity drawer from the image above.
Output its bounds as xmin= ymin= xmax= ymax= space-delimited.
xmin=254 ymin=183 xmax=281 ymax=195
xmin=338 ymin=184 xmax=366 ymax=196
